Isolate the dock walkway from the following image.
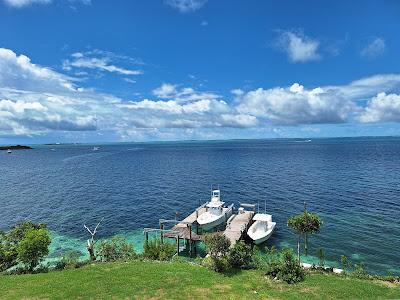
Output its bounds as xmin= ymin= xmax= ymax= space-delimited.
xmin=163 ymin=204 xmax=206 ymax=241
xmin=223 ymin=211 xmax=254 ymax=246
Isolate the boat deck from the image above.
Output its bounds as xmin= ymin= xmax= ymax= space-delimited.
xmin=179 ymin=205 xmax=207 ymax=225
xmin=223 ymin=211 xmax=254 ymax=246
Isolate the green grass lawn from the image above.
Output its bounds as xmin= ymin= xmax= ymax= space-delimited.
xmin=0 ymin=261 xmax=399 ymax=299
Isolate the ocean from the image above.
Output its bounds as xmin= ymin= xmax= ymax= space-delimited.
xmin=1 ymin=137 xmax=399 ymax=275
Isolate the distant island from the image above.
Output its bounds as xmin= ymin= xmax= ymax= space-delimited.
xmin=0 ymin=145 xmax=33 ymax=150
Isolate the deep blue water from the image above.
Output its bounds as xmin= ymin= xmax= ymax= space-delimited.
xmin=1 ymin=137 xmax=399 ymax=275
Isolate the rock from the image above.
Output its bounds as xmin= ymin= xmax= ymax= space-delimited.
xmin=333 ymin=268 xmax=344 ymax=274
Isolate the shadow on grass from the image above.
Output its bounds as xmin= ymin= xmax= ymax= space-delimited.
xmin=221 ymin=267 xmax=244 ymax=277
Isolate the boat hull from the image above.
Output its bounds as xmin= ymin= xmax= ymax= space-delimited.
xmin=251 ymin=229 xmax=274 ymax=245
xmin=197 ymin=209 xmax=233 ymax=231
xmin=247 ymin=221 xmax=276 ymax=245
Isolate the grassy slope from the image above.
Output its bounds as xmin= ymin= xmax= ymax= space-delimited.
xmin=0 ymin=261 xmax=399 ymax=300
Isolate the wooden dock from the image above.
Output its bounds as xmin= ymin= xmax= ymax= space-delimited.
xmin=223 ymin=210 xmax=254 ymax=246
xmin=163 ymin=204 xmax=206 ymax=241
xmin=145 ymin=202 xmax=256 ymax=256
xmin=178 ymin=204 xmax=207 ymax=227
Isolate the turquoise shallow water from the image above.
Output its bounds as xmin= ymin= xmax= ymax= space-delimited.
xmin=1 ymin=137 xmax=399 ymax=275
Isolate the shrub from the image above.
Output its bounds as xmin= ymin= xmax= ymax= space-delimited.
xmin=202 ymin=255 xmax=230 ymax=273
xmin=5 ymin=265 xmax=49 ymax=275
xmin=55 ymin=251 xmax=87 ymax=270
xmin=252 ymin=245 xmax=279 ymax=270
xmin=203 ymin=233 xmax=231 ymax=273
xmin=143 ymin=240 xmax=175 ymax=261
xmin=265 ymin=249 xmax=305 ymax=284
xmin=228 ymin=241 xmax=254 ymax=269
xmin=97 ymin=236 xmax=137 ymax=262
xmin=341 ymin=255 xmax=348 ymax=271
xmin=351 ymin=263 xmax=370 ymax=280
xmin=0 ymin=221 xmax=48 ymax=272
xmin=17 ymin=228 xmax=51 ymax=271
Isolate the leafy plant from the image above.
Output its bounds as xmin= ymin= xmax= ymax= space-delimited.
xmin=55 ymin=251 xmax=86 ymax=270
xmin=351 ymin=263 xmax=370 ymax=280
xmin=0 ymin=221 xmax=48 ymax=272
xmin=143 ymin=240 xmax=175 ymax=261
xmin=97 ymin=236 xmax=137 ymax=262
xmin=17 ymin=228 xmax=51 ymax=271
xmin=265 ymin=249 xmax=305 ymax=284
xmin=228 ymin=240 xmax=254 ymax=269
xmin=203 ymin=233 xmax=231 ymax=272
xmin=340 ymin=255 xmax=349 ymax=273
xmin=251 ymin=246 xmax=276 ymax=270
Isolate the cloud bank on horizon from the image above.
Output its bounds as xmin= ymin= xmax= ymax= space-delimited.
xmin=1 ymin=1 xmax=399 ymax=142
xmin=1 ymin=47 xmax=400 ymax=142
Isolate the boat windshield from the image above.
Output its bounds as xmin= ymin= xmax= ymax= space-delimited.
xmin=210 ymin=207 xmax=221 ymax=215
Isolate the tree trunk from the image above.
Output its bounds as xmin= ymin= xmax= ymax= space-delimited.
xmin=305 ymin=233 xmax=308 ymax=256
xmin=87 ymin=240 xmax=96 ymax=261
xmin=297 ymin=234 xmax=301 ymax=264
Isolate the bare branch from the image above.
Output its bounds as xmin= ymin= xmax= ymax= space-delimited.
xmin=93 ymin=217 xmax=104 ymax=236
xmin=84 ymin=224 xmax=94 ymax=236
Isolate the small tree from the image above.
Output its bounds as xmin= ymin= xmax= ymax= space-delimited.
xmin=17 ymin=228 xmax=51 ymax=271
xmin=0 ymin=221 xmax=48 ymax=272
xmin=288 ymin=202 xmax=323 ymax=262
xmin=203 ymin=233 xmax=231 ymax=272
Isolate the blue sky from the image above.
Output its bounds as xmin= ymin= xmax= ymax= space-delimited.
xmin=1 ymin=0 xmax=400 ymax=144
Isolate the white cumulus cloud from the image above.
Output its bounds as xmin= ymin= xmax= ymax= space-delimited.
xmin=276 ymin=30 xmax=321 ymax=63
xmin=236 ymin=83 xmax=354 ymax=125
xmin=0 ymin=48 xmax=76 ymax=92
xmin=0 ymin=48 xmax=257 ymax=138
xmin=2 ymin=48 xmax=400 ymax=141
xmin=359 ymin=92 xmax=400 ymax=123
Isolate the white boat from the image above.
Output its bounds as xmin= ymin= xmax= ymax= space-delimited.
xmin=7 ymin=149 xmax=12 ymax=153
xmin=93 ymin=146 xmax=99 ymax=151
xmin=247 ymin=213 xmax=276 ymax=245
xmin=197 ymin=189 xmax=233 ymax=231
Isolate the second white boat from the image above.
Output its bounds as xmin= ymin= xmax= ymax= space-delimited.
xmin=247 ymin=213 xmax=276 ymax=245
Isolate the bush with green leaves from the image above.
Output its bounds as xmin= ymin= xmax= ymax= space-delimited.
xmin=203 ymin=232 xmax=231 ymax=272
xmin=17 ymin=228 xmax=51 ymax=271
xmin=228 ymin=240 xmax=254 ymax=269
xmin=0 ymin=221 xmax=50 ymax=272
xmin=55 ymin=251 xmax=87 ymax=270
xmin=351 ymin=263 xmax=370 ymax=280
xmin=97 ymin=236 xmax=137 ymax=262
xmin=251 ymin=245 xmax=279 ymax=270
xmin=143 ymin=240 xmax=176 ymax=261
xmin=265 ymin=249 xmax=305 ymax=284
